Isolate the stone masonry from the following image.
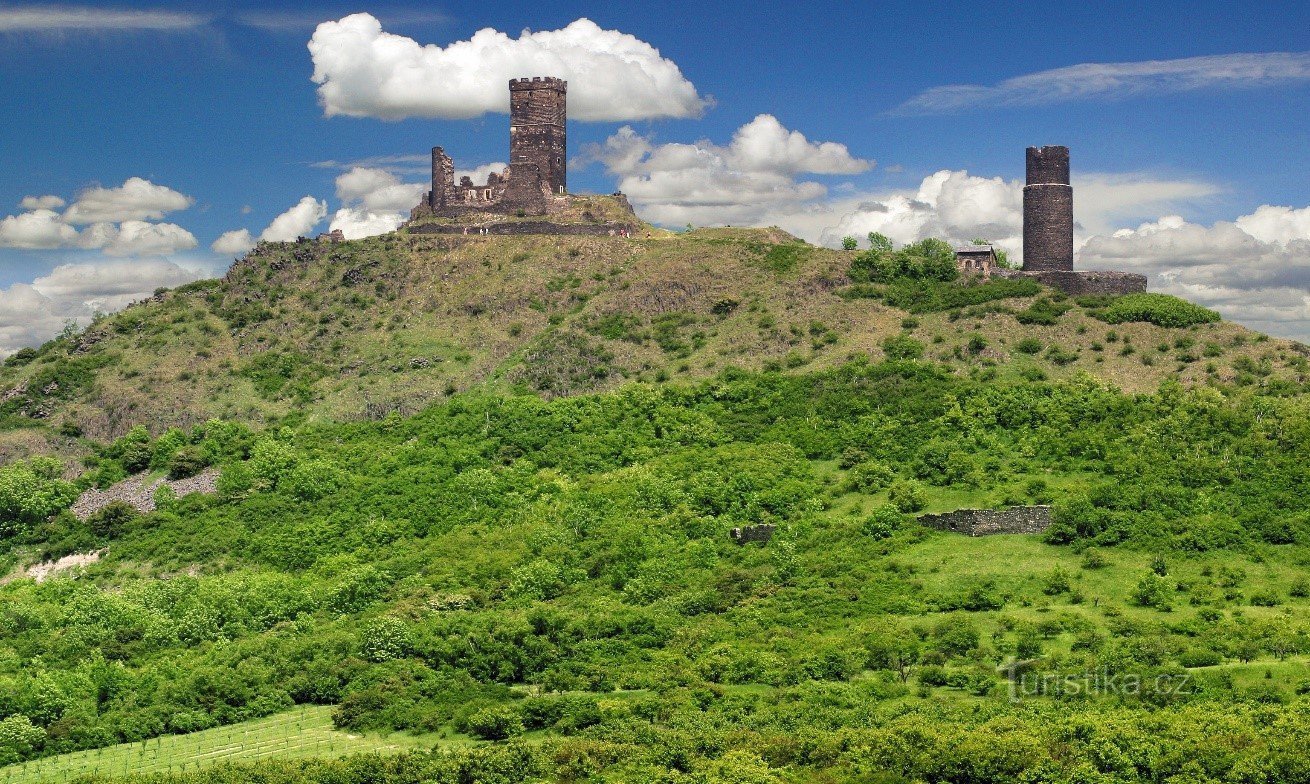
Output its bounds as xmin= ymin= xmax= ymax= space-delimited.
xmin=411 ymin=77 xmax=569 ymax=220
xmin=917 ymin=506 xmax=1053 ymax=536
xmin=1022 ymin=146 xmax=1073 ymax=272
xmin=1011 ymin=145 xmax=1148 ymax=296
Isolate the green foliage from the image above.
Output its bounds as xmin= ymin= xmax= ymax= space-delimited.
xmin=867 ymin=231 xmax=893 ymax=253
xmin=0 ymin=458 xmax=76 ymax=538
xmin=861 ymin=504 xmax=905 ymax=539
xmin=1015 ymin=296 xmax=1072 ymax=325
xmin=7 ymin=359 xmax=1310 ymax=780
xmin=1015 ymin=337 xmax=1044 ymax=355
xmin=87 ymin=501 xmax=139 ymax=538
xmin=880 ymin=334 xmax=924 ymax=360
xmin=841 ymin=235 xmax=858 ymax=250
xmin=1093 ymin=293 xmax=1222 ymax=328
xmin=887 ymin=478 xmax=927 ymax=512
xmin=1132 ymin=571 xmax=1174 ymax=610
xmin=755 ymin=242 xmax=810 ymax=273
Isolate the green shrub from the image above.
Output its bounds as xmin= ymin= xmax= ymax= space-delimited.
xmin=1095 ymin=293 xmax=1221 ymax=328
xmin=881 ymin=334 xmax=924 ymax=360
xmin=1015 ymin=338 xmax=1044 ymax=355
xmin=88 ymin=500 xmax=139 ymax=538
xmin=464 ymin=705 xmax=524 ymax=740
xmin=888 ymin=479 xmax=927 ymax=513
xmin=168 ymin=446 xmax=210 ymax=480
xmin=861 ymin=504 xmax=906 ymax=539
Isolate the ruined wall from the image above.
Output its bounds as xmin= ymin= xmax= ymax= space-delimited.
xmin=1023 ymin=146 xmax=1073 ymax=272
xmin=731 ymin=524 xmax=777 ymax=544
xmin=918 ymin=506 xmax=1052 ymax=536
xmin=409 ymin=220 xmax=639 ymax=237
xmin=510 ymin=77 xmax=567 ymax=196
xmin=994 ymin=269 xmax=1147 ymax=296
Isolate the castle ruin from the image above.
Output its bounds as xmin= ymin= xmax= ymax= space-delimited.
xmin=993 ymin=145 xmax=1147 ymax=296
xmin=410 ymin=77 xmax=569 ymax=220
xmin=1022 ymin=146 xmax=1074 ymax=271
xmin=405 ymin=77 xmax=640 ymax=236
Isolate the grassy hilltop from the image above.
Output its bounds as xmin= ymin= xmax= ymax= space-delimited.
xmin=1 ymin=229 xmax=1310 ymax=783
xmin=0 ymin=227 xmax=1305 ymax=455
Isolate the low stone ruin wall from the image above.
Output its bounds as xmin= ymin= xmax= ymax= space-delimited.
xmin=918 ymin=506 xmax=1052 ymax=536
xmin=409 ymin=221 xmax=639 ymax=237
xmin=71 ymin=468 xmax=220 ymax=521
xmin=995 ymin=269 xmax=1147 ymax=296
xmin=731 ymin=524 xmax=777 ymax=544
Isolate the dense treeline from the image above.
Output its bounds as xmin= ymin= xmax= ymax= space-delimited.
xmin=2 ymin=360 xmax=1310 ymax=780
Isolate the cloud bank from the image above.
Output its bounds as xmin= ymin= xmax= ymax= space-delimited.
xmin=582 ymin=114 xmax=871 ymax=226
xmin=0 ymin=260 xmax=208 ymax=357
xmin=307 ymin=14 xmax=710 ymax=121
xmin=212 ymin=196 xmax=330 ymax=254
xmin=895 ymin=51 xmax=1310 ymax=114
xmin=0 ymin=6 xmax=208 ymax=32
xmin=0 ymin=178 xmax=197 ymax=256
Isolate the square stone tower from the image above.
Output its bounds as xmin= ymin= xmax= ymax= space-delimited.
xmin=509 ymin=77 xmax=567 ymax=195
xmin=1022 ymin=146 xmax=1073 ymax=271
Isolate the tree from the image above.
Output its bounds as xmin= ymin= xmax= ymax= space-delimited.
xmin=867 ymin=232 xmax=894 ymax=252
xmin=0 ymin=458 xmax=77 ymax=538
xmin=841 ymin=235 xmax=859 ymax=251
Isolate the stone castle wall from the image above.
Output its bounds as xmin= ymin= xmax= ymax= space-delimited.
xmin=510 ymin=77 xmax=567 ymax=197
xmin=411 ymin=78 xmax=567 ymax=221
xmin=1022 ymin=146 xmax=1073 ymax=272
xmin=409 ymin=220 xmax=640 ymax=237
xmin=994 ymin=269 xmax=1147 ymax=296
xmin=918 ymin=506 xmax=1052 ymax=536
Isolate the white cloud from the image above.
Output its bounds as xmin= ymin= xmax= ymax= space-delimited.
xmin=894 ymin=51 xmax=1310 ymax=114
xmin=0 ymin=259 xmax=209 ymax=357
xmin=307 ymin=14 xmax=710 ymax=121
xmin=212 ymin=229 xmax=256 ymax=255
xmin=335 ymin=167 xmax=426 ymax=212
xmin=259 ymin=196 xmax=328 ymax=242
xmin=99 ymin=221 xmax=199 ymax=256
xmin=0 ymin=209 xmax=80 ymax=249
xmin=1080 ymin=209 xmax=1310 ymax=340
xmin=813 ymin=170 xmax=1222 ymax=257
xmin=329 ymin=207 xmax=407 ymax=240
xmin=820 ymin=170 xmax=1022 ymax=251
xmin=1 ymin=181 xmax=197 ymax=257
xmin=582 ymin=116 xmax=870 ymax=227
xmin=20 ymin=195 xmax=65 ymax=211
xmin=1235 ymin=204 xmax=1310 ymax=246
xmin=62 ymin=177 xmax=194 ymax=224
xmin=0 ymin=7 xmax=208 ymax=32
xmin=456 ymin=162 xmax=510 ymax=186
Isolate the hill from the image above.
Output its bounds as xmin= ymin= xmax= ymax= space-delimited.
xmin=0 ymin=227 xmax=1304 ymax=455
xmin=2 ymin=230 xmax=1310 ymax=783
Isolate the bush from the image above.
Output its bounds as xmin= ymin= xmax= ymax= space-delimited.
xmin=168 ymin=446 xmax=209 ymax=480
xmin=1179 ymin=649 xmax=1222 ymax=668
xmin=888 ymin=479 xmax=926 ymax=513
xmin=1095 ymin=293 xmax=1221 ymax=328
xmin=845 ymin=460 xmax=895 ymax=493
xmin=359 ymin=617 xmax=413 ymax=662
xmin=882 ymin=334 xmax=924 ymax=360
xmin=1015 ymin=338 xmax=1043 ymax=355
xmin=1015 ymin=297 xmax=1072 ymax=325
xmin=861 ymin=504 xmax=906 ymax=539
xmin=465 ymin=705 xmax=524 ymax=740
xmin=1132 ymin=572 xmax=1173 ymax=610
xmin=87 ymin=500 xmax=140 ymax=538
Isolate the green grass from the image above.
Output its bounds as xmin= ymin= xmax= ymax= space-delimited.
xmin=0 ymin=707 xmax=450 ymax=784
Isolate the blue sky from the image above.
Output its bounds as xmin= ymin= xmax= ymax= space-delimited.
xmin=1 ymin=0 xmax=1309 ymax=351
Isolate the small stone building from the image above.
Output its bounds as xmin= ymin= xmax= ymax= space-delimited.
xmin=955 ymin=245 xmax=998 ymax=277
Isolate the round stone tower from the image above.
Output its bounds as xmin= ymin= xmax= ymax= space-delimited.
xmin=1022 ymin=146 xmax=1073 ymax=271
